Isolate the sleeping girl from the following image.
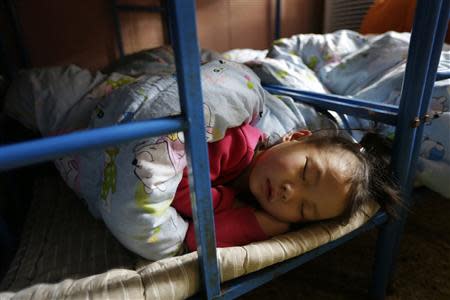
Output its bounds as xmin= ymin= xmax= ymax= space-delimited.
xmin=172 ymin=123 xmax=401 ymax=252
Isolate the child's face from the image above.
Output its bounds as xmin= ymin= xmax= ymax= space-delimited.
xmin=249 ymin=136 xmax=356 ymax=223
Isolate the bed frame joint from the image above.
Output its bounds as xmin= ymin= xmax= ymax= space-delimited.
xmin=411 ymin=117 xmax=421 ymax=128
xmin=411 ymin=113 xmax=438 ymax=128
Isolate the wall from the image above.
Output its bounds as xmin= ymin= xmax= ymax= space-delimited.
xmin=197 ymin=0 xmax=323 ymax=51
xmin=2 ymin=0 xmax=323 ymax=71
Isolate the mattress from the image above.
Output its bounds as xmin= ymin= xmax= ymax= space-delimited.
xmin=0 ymin=172 xmax=379 ymax=299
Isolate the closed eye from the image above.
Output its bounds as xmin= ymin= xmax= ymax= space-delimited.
xmin=302 ymin=156 xmax=309 ymax=181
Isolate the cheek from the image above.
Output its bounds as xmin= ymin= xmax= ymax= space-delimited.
xmin=255 ymin=151 xmax=290 ymax=173
xmin=249 ymin=157 xmax=280 ymax=193
xmin=265 ymin=202 xmax=302 ymax=223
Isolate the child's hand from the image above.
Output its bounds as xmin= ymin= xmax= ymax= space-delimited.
xmin=254 ymin=210 xmax=290 ymax=237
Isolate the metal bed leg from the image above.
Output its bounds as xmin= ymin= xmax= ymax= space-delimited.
xmin=168 ymin=0 xmax=221 ymax=299
xmin=4 ymin=0 xmax=31 ymax=68
xmin=370 ymin=1 xmax=450 ymax=299
xmin=110 ymin=0 xmax=125 ymax=60
xmin=274 ymin=0 xmax=281 ymax=40
xmin=163 ymin=0 xmax=174 ymax=46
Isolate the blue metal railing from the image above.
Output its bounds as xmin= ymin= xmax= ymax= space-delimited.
xmin=263 ymin=84 xmax=398 ymax=125
xmin=4 ymin=0 xmax=30 ymax=68
xmin=436 ymin=69 xmax=450 ymax=80
xmin=111 ymin=0 xmax=126 ymax=59
xmin=168 ymin=1 xmax=221 ymax=298
xmin=274 ymin=0 xmax=281 ymax=40
xmin=0 ymin=116 xmax=185 ymax=171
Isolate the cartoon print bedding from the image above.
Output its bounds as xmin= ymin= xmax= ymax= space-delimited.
xmin=224 ymin=30 xmax=450 ymax=199
xmin=3 ymin=53 xmax=331 ymax=260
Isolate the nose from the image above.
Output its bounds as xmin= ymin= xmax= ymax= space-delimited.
xmin=280 ymin=182 xmax=294 ymax=202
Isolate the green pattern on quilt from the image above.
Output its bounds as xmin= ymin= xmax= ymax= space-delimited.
xmin=136 ymin=87 xmax=149 ymax=102
xmin=273 ymin=38 xmax=286 ymax=45
xmin=106 ymin=76 xmax=136 ymax=89
xmin=212 ymin=127 xmax=222 ymax=141
xmin=135 ymin=182 xmax=173 ymax=216
xmin=307 ymin=56 xmax=319 ymax=70
xmin=101 ymin=147 xmax=119 ymax=201
xmin=147 ymin=226 xmax=161 ymax=243
xmin=244 ymin=75 xmax=255 ymax=90
xmin=275 ymin=70 xmax=288 ymax=79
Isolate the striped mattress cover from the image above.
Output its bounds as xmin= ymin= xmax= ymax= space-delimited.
xmin=0 ymin=172 xmax=379 ymax=299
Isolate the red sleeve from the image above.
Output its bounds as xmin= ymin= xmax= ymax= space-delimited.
xmin=185 ymin=207 xmax=268 ymax=252
xmin=172 ymin=176 xmax=235 ymax=217
xmin=172 ymin=124 xmax=261 ymax=217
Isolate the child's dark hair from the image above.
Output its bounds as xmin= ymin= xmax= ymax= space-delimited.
xmin=297 ymin=130 xmax=403 ymax=225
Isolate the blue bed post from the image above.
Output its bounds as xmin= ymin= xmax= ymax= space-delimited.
xmin=111 ymin=0 xmax=125 ymax=60
xmin=274 ymin=0 xmax=281 ymax=40
xmin=167 ymin=0 xmax=221 ymax=298
xmin=370 ymin=0 xmax=450 ymax=299
xmin=163 ymin=0 xmax=174 ymax=46
xmin=4 ymin=0 xmax=31 ymax=68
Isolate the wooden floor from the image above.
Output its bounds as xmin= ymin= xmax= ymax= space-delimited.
xmin=241 ymin=187 xmax=450 ymax=300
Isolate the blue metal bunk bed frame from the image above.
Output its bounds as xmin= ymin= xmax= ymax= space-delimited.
xmin=0 ymin=0 xmax=448 ymax=299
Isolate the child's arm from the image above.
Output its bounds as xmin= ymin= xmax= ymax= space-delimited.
xmin=253 ymin=210 xmax=290 ymax=237
xmin=184 ymin=205 xmax=290 ymax=251
xmin=233 ymin=200 xmax=290 ymax=236
xmin=233 ymin=199 xmax=290 ymax=236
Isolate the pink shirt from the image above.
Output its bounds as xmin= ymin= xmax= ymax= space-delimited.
xmin=172 ymin=123 xmax=268 ymax=251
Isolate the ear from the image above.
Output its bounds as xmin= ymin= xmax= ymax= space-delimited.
xmin=282 ymin=130 xmax=312 ymax=142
